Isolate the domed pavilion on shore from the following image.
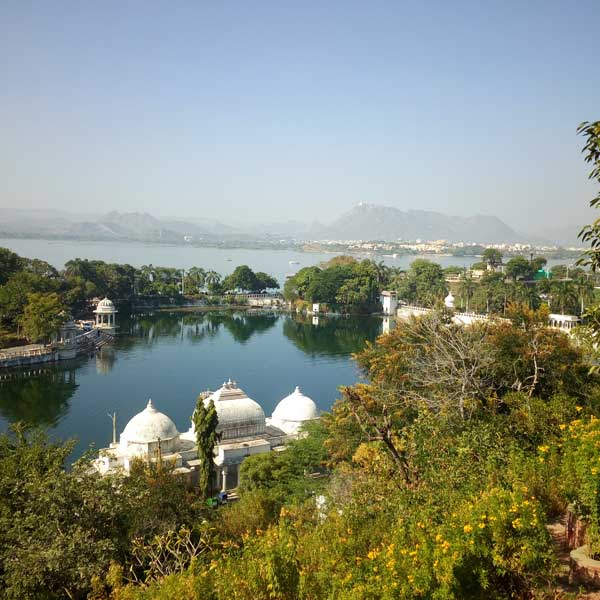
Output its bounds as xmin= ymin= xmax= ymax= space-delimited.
xmin=94 ymin=379 xmax=320 ymax=491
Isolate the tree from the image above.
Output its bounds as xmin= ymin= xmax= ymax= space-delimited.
xmin=482 ymin=248 xmax=503 ymax=268
xmin=472 ymin=271 xmax=507 ymax=314
xmin=185 ymin=267 xmax=206 ymax=294
xmin=505 ymin=256 xmax=534 ymax=281
xmin=0 ymin=248 xmax=24 ymax=286
xmin=204 ymin=270 xmax=222 ymax=294
xmin=19 ymin=292 xmax=67 ymax=343
xmin=192 ymin=396 xmax=219 ymax=498
xmin=549 ymin=280 xmax=578 ymax=314
xmin=254 ymin=272 xmax=279 ymax=292
xmin=458 ymin=272 xmax=476 ymax=312
xmin=222 ymin=265 xmax=257 ymax=293
xmin=574 ymin=274 xmax=595 ymax=315
xmin=0 ymin=271 xmax=59 ymax=329
xmin=578 ymin=121 xmax=600 ymax=272
xmin=283 ymin=267 xmax=321 ymax=302
xmin=0 ymin=427 xmax=124 ymax=599
xmin=397 ymin=259 xmax=446 ymax=307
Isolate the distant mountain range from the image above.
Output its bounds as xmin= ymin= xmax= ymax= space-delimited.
xmin=0 ymin=205 xmax=581 ymax=246
xmin=305 ymin=204 xmax=522 ymax=243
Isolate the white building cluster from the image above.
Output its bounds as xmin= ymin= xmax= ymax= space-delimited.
xmin=94 ymin=380 xmax=319 ymax=491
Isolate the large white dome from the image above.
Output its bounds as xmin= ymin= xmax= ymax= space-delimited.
xmin=120 ymin=399 xmax=179 ymax=444
xmin=201 ymin=380 xmax=266 ymax=441
xmin=272 ymin=386 xmax=319 ymax=423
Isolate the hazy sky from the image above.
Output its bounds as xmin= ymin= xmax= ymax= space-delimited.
xmin=1 ymin=1 xmax=599 ymax=233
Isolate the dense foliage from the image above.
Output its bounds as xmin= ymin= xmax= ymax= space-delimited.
xmin=283 ymin=256 xmax=383 ymax=313
xmin=3 ymin=306 xmax=600 ymax=599
xmin=0 ymin=252 xmax=279 ymax=347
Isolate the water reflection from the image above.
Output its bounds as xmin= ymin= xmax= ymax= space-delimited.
xmin=282 ymin=314 xmax=382 ymax=357
xmin=120 ymin=310 xmax=279 ymax=345
xmin=0 ymin=311 xmax=383 ymax=445
xmin=0 ymin=366 xmax=79 ymax=427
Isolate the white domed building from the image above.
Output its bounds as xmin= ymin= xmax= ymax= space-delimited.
xmin=94 ymin=297 xmax=118 ymax=333
xmin=95 ymin=379 xmax=321 ymax=492
xmin=268 ymin=386 xmax=319 ymax=435
xmin=94 ymin=399 xmax=197 ymax=476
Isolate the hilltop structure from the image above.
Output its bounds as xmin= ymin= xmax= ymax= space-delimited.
xmin=93 ymin=380 xmax=319 ymax=491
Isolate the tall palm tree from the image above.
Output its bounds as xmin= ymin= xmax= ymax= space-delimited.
xmin=458 ymin=272 xmax=476 ymax=312
xmin=205 ymin=270 xmax=222 ymax=293
xmin=186 ymin=267 xmax=206 ymax=293
xmin=550 ymin=280 xmax=578 ymax=315
xmin=574 ymin=275 xmax=595 ymax=316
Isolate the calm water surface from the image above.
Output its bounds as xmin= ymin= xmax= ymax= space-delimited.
xmin=0 ymin=311 xmax=383 ymax=458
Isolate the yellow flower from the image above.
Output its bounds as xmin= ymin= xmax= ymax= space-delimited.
xmin=576 ymin=405 xmax=583 ymax=412
xmin=478 ymin=522 xmax=486 ymax=529
xmin=537 ymin=445 xmax=549 ymax=453
xmin=463 ymin=524 xmax=473 ymax=533
xmin=512 ymin=518 xmax=522 ymax=529
xmin=559 ymin=423 xmax=567 ymax=430
xmin=592 ymin=467 xmax=598 ymax=476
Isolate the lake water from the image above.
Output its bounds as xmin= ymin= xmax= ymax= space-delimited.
xmin=0 ymin=310 xmax=383 ymax=458
xmin=0 ymin=237 xmax=567 ymax=286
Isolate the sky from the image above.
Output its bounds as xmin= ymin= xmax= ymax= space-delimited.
xmin=1 ymin=1 xmax=599 ymax=234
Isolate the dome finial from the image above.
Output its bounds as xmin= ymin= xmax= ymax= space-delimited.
xmin=295 ymin=385 xmax=301 ymax=393
xmin=147 ymin=399 xmax=154 ymax=410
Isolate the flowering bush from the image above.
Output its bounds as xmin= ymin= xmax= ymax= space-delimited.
xmin=561 ymin=415 xmax=600 ymax=554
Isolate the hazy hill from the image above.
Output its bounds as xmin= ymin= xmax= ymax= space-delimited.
xmin=0 ymin=205 xmax=526 ymax=244
xmin=308 ymin=204 xmax=522 ymax=243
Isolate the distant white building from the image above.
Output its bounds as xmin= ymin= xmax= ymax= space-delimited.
xmin=94 ymin=380 xmax=320 ymax=492
xmin=381 ymin=291 xmax=398 ymax=315
xmin=548 ymin=313 xmax=580 ymax=333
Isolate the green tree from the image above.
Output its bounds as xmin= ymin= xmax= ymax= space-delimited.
xmin=254 ymin=271 xmax=279 ymax=291
xmin=458 ymin=272 xmax=476 ymax=311
xmin=397 ymin=259 xmax=446 ymax=307
xmin=192 ymin=396 xmax=219 ymax=498
xmin=19 ymin=292 xmax=67 ymax=343
xmin=283 ymin=266 xmax=321 ymax=302
xmin=0 ymin=248 xmax=24 ymax=286
xmin=505 ymin=256 xmax=534 ymax=281
xmin=0 ymin=272 xmax=60 ymax=330
xmin=482 ymin=248 xmax=503 ymax=268
xmin=204 ymin=270 xmax=222 ymax=294
xmin=184 ymin=267 xmax=206 ymax=294
xmin=577 ymin=120 xmax=600 ymax=271
xmin=222 ymin=265 xmax=257 ymax=293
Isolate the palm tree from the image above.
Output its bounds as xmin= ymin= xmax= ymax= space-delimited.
xmin=574 ymin=275 xmax=595 ymax=316
xmin=373 ymin=260 xmax=390 ymax=289
xmin=458 ymin=272 xmax=476 ymax=312
xmin=550 ymin=280 xmax=578 ymax=314
xmin=204 ymin=270 xmax=222 ymax=294
xmin=186 ymin=267 xmax=206 ymax=293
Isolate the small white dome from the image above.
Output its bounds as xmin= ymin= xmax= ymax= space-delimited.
xmin=120 ymin=399 xmax=179 ymax=444
xmin=199 ymin=380 xmax=266 ymax=441
xmin=444 ymin=291 xmax=455 ymax=308
xmin=272 ymin=386 xmax=319 ymax=423
xmin=95 ymin=297 xmax=117 ymax=313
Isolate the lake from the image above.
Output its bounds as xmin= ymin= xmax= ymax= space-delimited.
xmin=0 ymin=310 xmax=384 ymax=458
xmin=0 ymin=237 xmax=567 ymax=286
